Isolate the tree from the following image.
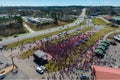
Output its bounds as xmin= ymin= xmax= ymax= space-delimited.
xmin=14 ymin=16 xmax=23 ymax=24
xmin=51 ymin=12 xmax=58 ymax=25
xmin=111 ymin=10 xmax=117 ymax=16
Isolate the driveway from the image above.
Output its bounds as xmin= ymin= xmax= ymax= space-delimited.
xmin=23 ymin=22 xmax=35 ymax=33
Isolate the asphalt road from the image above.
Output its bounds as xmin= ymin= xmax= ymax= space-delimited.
xmin=0 ymin=8 xmax=86 ymax=46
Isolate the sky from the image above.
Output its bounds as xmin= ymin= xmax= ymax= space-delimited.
xmin=0 ymin=0 xmax=120 ymax=6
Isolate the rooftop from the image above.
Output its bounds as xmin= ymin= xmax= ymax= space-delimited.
xmin=33 ymin=50 xmax=47 ymax=58
xmin=112 ymin=16 xmax=120 ymax=20
xmin=92 ymin=65 xmax=120 ymax=80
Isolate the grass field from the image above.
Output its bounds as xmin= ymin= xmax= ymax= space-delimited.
xmin=92 ymin=18 xmax=107 ymax=25
xmin=80 ymin=20 xmax=86 ymax=26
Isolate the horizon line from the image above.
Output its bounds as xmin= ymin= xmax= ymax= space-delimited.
xmin=0 ymin=5 xmax=120 ymax=7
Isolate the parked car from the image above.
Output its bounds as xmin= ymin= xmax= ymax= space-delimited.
xmin=114 ymin=35 xmax=120 ymax=42
xmin=36 ymin=66 xmax=46 ymax=74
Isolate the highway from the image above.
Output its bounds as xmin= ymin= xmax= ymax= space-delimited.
xmin=0 ymin=8 xmax=86 ymax=45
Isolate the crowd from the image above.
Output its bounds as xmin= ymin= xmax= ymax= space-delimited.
xmin=44 ymin=37 xmax=109 ymax=80
xmin=41 ymin=28 xmax=98 ymax=59
xmin=1 ymin=26 xmax=108 ymax=80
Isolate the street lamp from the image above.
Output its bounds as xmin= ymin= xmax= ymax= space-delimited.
xmin=9 ymin=55 xmax=15 ymax=71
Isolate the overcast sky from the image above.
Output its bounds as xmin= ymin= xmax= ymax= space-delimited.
xmin=0 ymin=0 xmax=119 ymax=6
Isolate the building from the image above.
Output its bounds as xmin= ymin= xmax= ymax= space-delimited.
xmin=33 ymin=50 xmax=53 ymax=65
xmin=112 ymin=16 xmax=120 ymax=25
xmin=61 ymin=15 xmax=77 ymax=21
xmin=91 ymin=65 xmax=120 ymax=80
xmin=33 ymin=50 xmax=48 ymax=60
xmin=23 ymin=17 xmax=55 ymax=25
xmin=103 ymin=15 xmax=112 ymax=21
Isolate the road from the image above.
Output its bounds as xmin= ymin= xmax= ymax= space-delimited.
xmin=0 ymin=8 xmax=86 ymax=46
xmin=103 ymin=30 xmax=120 ymax=40
xmin=23 ymin=22 xmax=35 ymax=33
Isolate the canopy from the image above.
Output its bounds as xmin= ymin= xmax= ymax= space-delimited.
xmin=93 ymin=49 xmax=104 ymax=55
xmin=101 ymin=40 xmax=109 ymax=44
xmin=99 ymin=43 xmax=108 ymax=47
xmin=92 ymin=65 xmax=120 ymax=80
xmin=96 ymin=46 xmax=106 ymax=51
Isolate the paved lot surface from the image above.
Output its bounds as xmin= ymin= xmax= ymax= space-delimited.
xmin=102 ymin=41 xmax=120 ymax=67
xmin=0 ymin=54 xmax=29 ymax=80
xmin=4 ymin=69 xmax=29 ymax=80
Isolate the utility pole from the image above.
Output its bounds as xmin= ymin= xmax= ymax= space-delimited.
xmin=9 ymin=55 xmax=15 ymax=71
xmin=11 ymin=56 xmax=15 ymax=65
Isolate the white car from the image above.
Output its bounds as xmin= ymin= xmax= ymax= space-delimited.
xmin=114 ymin=35 xmax=120 ymax=41
xmin=36 ymin=66 xmax=46 ymax=74
xmin=40 ymin=66 xmax=46 ymax=70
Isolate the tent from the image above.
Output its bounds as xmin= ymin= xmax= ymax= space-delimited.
xmin=93 ymin=49 xmax=104 ymax=58
xmin=101 ymin=40 xmax=109 ymax=45
xmin=99 ymin=43 xmax=108 ymax=47
xmin=93 ymin=49 xmax=104 ymax=55
xmin=96 ymin=46 xmax=106 ymax=51
xmin=91 ymin=65 xmax=120 ymax=80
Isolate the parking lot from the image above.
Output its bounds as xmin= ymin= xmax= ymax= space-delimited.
xmin=0 ymin=54 xmax=29 ymax=80
xmin=103 ymin=40 xmax=120 ymax=67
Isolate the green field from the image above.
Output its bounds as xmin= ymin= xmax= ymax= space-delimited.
xmin=92 ymin=18 xmax=107 ymax=25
